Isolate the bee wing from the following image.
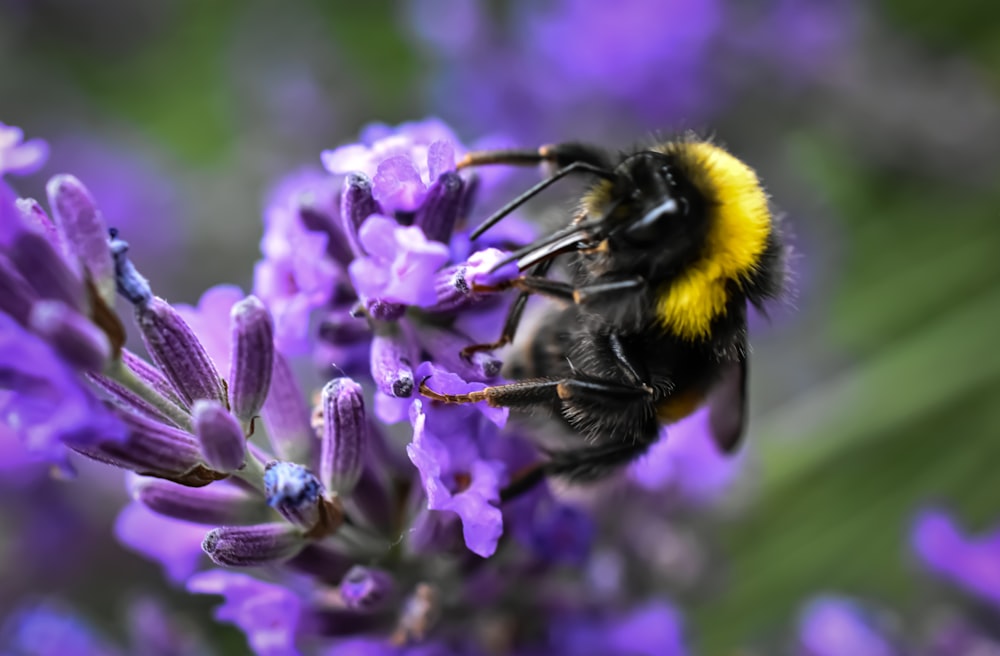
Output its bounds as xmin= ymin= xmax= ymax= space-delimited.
xmin=707 ymin=350 xmax=748 ymax=454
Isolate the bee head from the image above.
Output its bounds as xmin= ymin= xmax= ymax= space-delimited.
xmin=602 ymin=151 xmax=709 ymax=274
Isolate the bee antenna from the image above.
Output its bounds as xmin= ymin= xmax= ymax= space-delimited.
xmin=471 ymin=162 xmax=615 ymax=240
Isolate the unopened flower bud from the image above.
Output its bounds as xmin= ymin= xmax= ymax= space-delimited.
xmin=414 ymin=171 xmax=464 ymax=243
xmin=320 ymin=377 xmax=368 ymax=496
xmin=339 ymin=566 xmax=394 ymax=611
xmin=131 ymin=476 xmax=261 ymax=525
xmin=202 ymin=523 xmax=304 ymax=567
xmin=228 ymin=296 xmax=274 ymax=425
xmin=193 ymin=400 xmax=246 ymax=473
xmin=29 ymin=300 xmax=110 ymax=372
xmin=46 ymin=174 xmax=115 ymax=305
xmin=10 ymin=230 xmax=84 ymax=310
xmin=340 ymin=172 xmax=380 ymax=258
xmin=370 ymin=325 xmax=416 ymax=398
xmin=137 ymin=298 xmax=226 ymax=407
xmin=264 ymin=461 xmax=323 ymax=532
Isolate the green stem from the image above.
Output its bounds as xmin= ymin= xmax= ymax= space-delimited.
xmin=233 ymin=448 xmax=268 ymax=494
xmin=105 ymin=359 xmax=193 ymax=431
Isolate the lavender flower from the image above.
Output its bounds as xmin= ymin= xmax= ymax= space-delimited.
xmin=796 ymin=596 xmax=899 ymax=656
xmin=912 ymin=508 xmax=1000 ymax=610
xmin=11 ymin=118 xmax=721 ymax=656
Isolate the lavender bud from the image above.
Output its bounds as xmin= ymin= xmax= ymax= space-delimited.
xmin=413 ymin=171 xmax=464 ymax=243
xmin=46 ymin=174 xmax=115 ymax=305
xmin=10 ymin=230 xmax=84 ymax=311
xmin=16 ymin=198 xmax=62 ymax=248
xmin=137 ymin=297 xmax=226 ymax=407
xmin=264 ymin=461 xmax=323 ymax=532
xmin=339 ymin=566 xmax=394 ymax=611
xmin=417 ymin=325 xmax=502 ymax=381
xmin=193 ymin=400 xmax=246 ymax=473
xmin=131 ymin=477 xmax=261 ymax=525
xmin=0 ymin=255 xmax=37 ymax=325
xmin=364 ymin=298 xmax=405 ymax=322
xmin=122 ymin=349 xmax=187 ymax=410
xmin=320 ymin=377 xmax=368 ymax=496
xmin=76 ymin=411 xmax=209 ymax=483
xmin=340 ymin=172 xmax=380 ymax=258
xmin=370 ymin=325 xmax=416 ymax=398
xmin=297 ymin=202 xmax=354 ymax=267
xmin=229 ymin=296 xmax=274 ymax=425
xmin=261 ymin=351 xmax=314 ymax=463
xmin=425 ymin=265 xmax=479 ymax=314
xmin=201 ymin=523 xmax=303 ymax=567
xmin=109 ymin=230 xmax=152 ymax=308
xmin=29 ymin=300 xmax=110 ymax=372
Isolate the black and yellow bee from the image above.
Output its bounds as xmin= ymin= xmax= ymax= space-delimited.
xmin=421 ymin=137 xmax=788 ymax=499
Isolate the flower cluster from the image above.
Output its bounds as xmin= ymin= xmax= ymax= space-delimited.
xmin=2 ymin=119 xmax=722 ymax=654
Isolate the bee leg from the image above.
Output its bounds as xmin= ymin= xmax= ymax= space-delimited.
xmin=457 ymin=144 xmax=616 ymax=240
xmin=461 ymin=261 xmax=554 ymax=358
xmin=472 ymin=276 xmax=646 ymax=305
xmin=420 ymin=377 xmax=562 ymax=408
xmin=456 ymin=142 xmax=612 ymax=172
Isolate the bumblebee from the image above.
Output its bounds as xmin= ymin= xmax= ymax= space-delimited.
xmin=420 ymin=138 xmax=787 ymax=500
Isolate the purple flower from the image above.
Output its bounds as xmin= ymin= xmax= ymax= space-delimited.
xmin=796 ymin=596 xmax=898 ymax=656
xmin=407 ymin=398 xmax=505 ymax=557
xmin=321 ymin=119 xmax=462 ymax=214
xmin=349 ymin=215 xmax=450 ymax=308
xmin=913 ymin=509 xmax=1000 ymax=610
xmin=0 ymin=312 xmax=125 ymax=472
xmin=546 ymin=601 xmax=688 ymax=656
xmin=0 ymin=122 xmax=49 ymax=177
xmin=174 ymin=284 xmax=245 ymax=375
xmin=253 ymin=169 xmax=344 ymax=356
xmin=629 ymin=406 xmax=745 ymax=504
xmin=0 ymin=601 xmax=124 ymax=656
xmin=115 ymin=499 xmax=208 ymax=584
xmin=188 ymin=570 xmax=302 ymax=656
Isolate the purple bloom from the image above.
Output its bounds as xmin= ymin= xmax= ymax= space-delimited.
xmin=188 ymin=570 xmax=303 ymax=656
xmin=796 ymin=596 xmax=898 ymax=656
xmin=115 ymin=500 xmax=208 ymax=584
xmin=407 ymin=398 xmax=505 ymax=557
xmin=0 ymin=122 xmax=48 ymax=177
xmin=349 ymin=215 xmax=450 ymax=308
xmin=0 ymin=312 xmax=125 ymax=472
xmin=0 ymin=601 xmax=124 ymax=656
xmin=913 ymin=509 xmax=1000 ymax=610
xmin=546 ymin=601 xmax=688 ymax=656
xmin=253 ymin=170 xmax=344 ymax=356
xmin=629 ymin=406 xmax=745 ymax=504
xmin=321 ymin=119 xmax=462 ymax=214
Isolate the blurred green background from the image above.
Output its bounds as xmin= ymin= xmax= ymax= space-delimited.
xmin=2 ymin=0 xmax=1000 ymax=652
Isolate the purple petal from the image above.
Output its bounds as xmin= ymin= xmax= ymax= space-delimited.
xmin=114 ymin=501 xmax=207 ymax=584
xmin=373 ymin=156 xmax=427 ymax=212
xmin=629 ymin=407 xmax=744 ymax=503
xmin=187 ymin=570 xmax=303 ymax=656
xmin=912 ymin=509 xmax=1000 ymax=609
xmin=797 ymin=596 xmax=896 ymax=656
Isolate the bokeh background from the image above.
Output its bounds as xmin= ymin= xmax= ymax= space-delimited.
xmin=2 ymin=0 xmax=1000 ymax=652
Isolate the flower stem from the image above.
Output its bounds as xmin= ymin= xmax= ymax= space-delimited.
xmin=106 ymin=358 xmax=193 ymax=431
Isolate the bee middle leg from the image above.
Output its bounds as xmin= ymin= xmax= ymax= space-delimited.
xmin=461 ymin=260 xmax=554 ymax=359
